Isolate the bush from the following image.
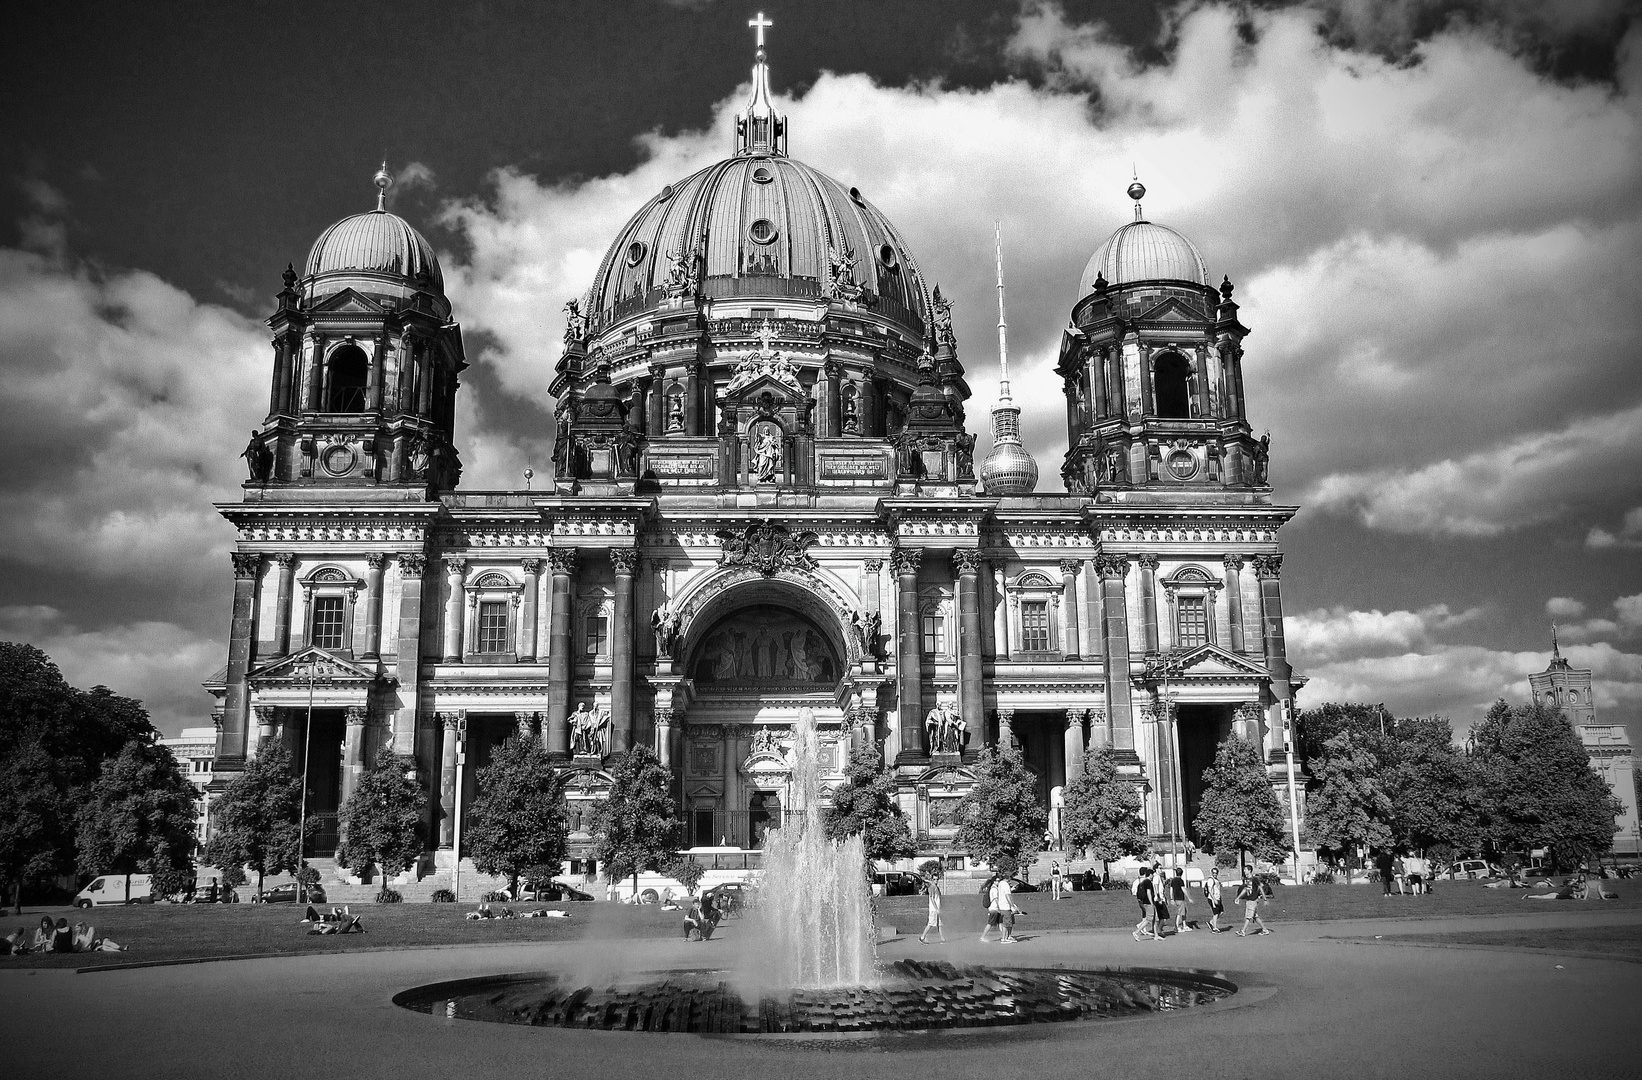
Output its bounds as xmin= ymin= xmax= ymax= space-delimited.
xmin=1310 ymin=865 xmax=1337 ymax=885
xmin=377 ymin=889 xmax=403 ymax=904
xmin=663 ymin=854 xmax=705 ymax=894
xmin=917 ymin=858 xmax=944 ymax=880
xmin=430 ymin=888 xmax=455 ymax=903
xmin=149 ymin=866 xmax=192 ymax=901
xmin=296 ymin=863 xmax=320 ymax=887
xmin=481 ymin=889 xmax=509 ymax=902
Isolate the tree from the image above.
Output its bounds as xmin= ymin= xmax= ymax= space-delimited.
xmin=1193 ymin=735 xmax=1288 ymax=871
xmin=591 ymin=745 xmax=678 ymax=896
xmin=336 ymin=749 xmax=425 ymax=900
xmin=953 ymin=747 xmax=1047 ymax=878
xmin=0 ymin=738 xmax=67 ymax=913
xmin=1060 ymin=747 xmax=1150 ymax=876
xmin=1297 ymin=702 xmax=1397 ymax=767
xmin=1304 ymin=731 xmax=1393 ymax=880
xmin=824 ymin=741 xmax=915 ymax=863
xmin=663 ymin=853 xmax=705 ymax=895
xmin=75 ymin=739 xmax=198 ymax=899
xmin=466 ymin=735 xmax=568 ymax=900
xmin=1384 ymin=717 xmax=1480 ymax=858
xmin=1471 ymin=700 xmax=1621 ymax=870
xmin=203 ymin=742 xmax=310 ymax=901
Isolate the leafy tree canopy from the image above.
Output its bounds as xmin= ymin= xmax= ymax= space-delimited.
xmin=1304 ymin=731 xmax=1394 ymax=860
xmin=1193 ymin=735 xmax=1288 ymax=868
xmin=1383 ymin=717 xmax=1480 ymax=854
xmin=0 ymin=642 xmax=156 ymax=790
xmin=336 ymin=749 xmax=425 ymax=898
xmin=824 ymin=741 xmax=915 ymax=863
xmin=467 ymin=736 xmax=570 ymax=898
xmin=1060 ymin=747 xmax=1150 ymax=868
xmin=75 ymin=739 xmax=198 ymax=890
xmin=1470 ymin=700 xmax=1621 ymax=869
xmin=953 ymin=747 xmax=1047 ymax=878
xmin=592 ymin=745 xmax=677 ymax=891
xmin=0 ymin=738 xmax=69 ymax=912
xmin=203 ymin=741 xmax=311 ymax=898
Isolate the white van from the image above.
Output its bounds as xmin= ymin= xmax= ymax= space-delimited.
xmin=75 ymin=874 xmax=153 ymax=907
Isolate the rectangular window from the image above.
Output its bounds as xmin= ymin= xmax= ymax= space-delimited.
xmin=921 ymin=614 xmax=947 ymax=657
xmin=1020 ymin=601 xmax=1051 ymax=652
xmin=1177 ymin=596 xmax=1209 ymax=647
xmin=584 ymin=614 xmax=608 ymax=657
xmin=478 ymin=600 xmax=509 ymax=654
xmin=693 ymin=809 xmax=717 ymax=846
xmin=311 ymin=596 xmax=345 ymax=650
xmin=750 ymin=307 xmax=776 ymax=321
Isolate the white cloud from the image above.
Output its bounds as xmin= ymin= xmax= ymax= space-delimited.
xmin=1616 ymin=593 xmax=1642 ymax=628
xmin=1588 ymin=506 xmax=1642 ymax=549
xmin=1289 ymin=603 xmax=1482 ymax=665
xmin=1547 ymin=597 xmax=1587 ymax=619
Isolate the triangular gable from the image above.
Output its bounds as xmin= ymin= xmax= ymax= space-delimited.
xmin=1168 ymin=642 xmax=1270 ymax=678
xmin=724 ymin=373 xmax=805 ymax=404
xmin=307 ymin=288 xmax=387 ymax=315
xmin=249 ymin=647 xmax=383 ymax=684
xmin=1135 ymin=295 xmax=1208 ymax=324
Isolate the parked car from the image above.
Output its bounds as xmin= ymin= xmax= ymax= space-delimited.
xmin=1443 ymin=858 xmax=1498 ymax=880
xmin=871 ymin=871 xmax=922 ymax=896
xmin=507 ymin=878 xmax=595 ymax=902
xmin=261 ymin=882 xmax=328 ymax=904
xmin=1003 ymin=877 xmax=1040 ymax=893
xmin=75 ymin=874 xmax=153 ymax=907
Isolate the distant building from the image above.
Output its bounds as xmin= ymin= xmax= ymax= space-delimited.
xmin=159 ymin=726 xmax=216 ymax=854
xmin=1528 ymin=636 xmax=1639 ymax=856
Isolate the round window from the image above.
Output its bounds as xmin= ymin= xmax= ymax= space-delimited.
xmin=657 ymin=184 xmax=674 ymax=202
xmin=749 ymin=219 xmax=778 ymax=245
xmin=849 ymin=186 xmax=865 ymax=205
xmin=321 ymin=444 xmax=357 ymax=476
xmin=878 ymin=244 xmax=899 ymax=270
xmin=626 ymin=241 xmax=648 ymax=266
xmin=1166 ymin=450 xmax=1198 ymax=481
xmin=752 ymin=166 xmax=774 ymax=184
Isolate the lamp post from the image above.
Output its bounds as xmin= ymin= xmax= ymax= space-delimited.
xmin=1281 ymin=698 xmax=1304 ymax=882
xmin=451 ymin=715 xmax=468 ymax=902
xmin=1155 ymin=650 xmax=1187 ymax=868
xmin=295 ymin=658 xmax=318 ymax=904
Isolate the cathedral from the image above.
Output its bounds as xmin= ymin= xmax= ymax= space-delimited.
xmin=206 ymin=28 xmax=1304 ymax=880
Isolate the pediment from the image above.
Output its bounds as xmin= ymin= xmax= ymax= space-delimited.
xmin=248 ymin=647 xmax=384 ymax=685
xmin=308 ymin=288 xmax=388 ymax=315
xmin=913 ymin=764 xmax=976 ymax=789
xmin=723 ymin=374 xmax=804 ymax=404
xmin=1136 ymin=296 xmax=1208 ymax=324
xmin=561 ymin=766 xmax=615 ymax=795
xmin=1152 ymin=643 xmax=1270 ymax=679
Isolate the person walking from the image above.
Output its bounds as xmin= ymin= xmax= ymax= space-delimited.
xmin=1168 ymin=867 xmax=1193 ymax=933
xmin=918 ymin=873 xmax=946 ymax=944
xmin=1132 ymin=867 xmax=1161 ymax=941
xmin=1204 ymin=867 xmax=1226 ymax=933
xmin=978 ymin=874 xmax=1001 ymax=943
xmin=1393 ymin=854 xmax=1408 ymax=895
xmin=1375 ymin=849 xmax=1396 ymax=896
xmin=1050 ymin=859 xmax=1064 ymax=901
xmin=992 ymin=874 xmax=1020 ymax=943
xmin=1235 ymin=873 xmax=1270 ymax=936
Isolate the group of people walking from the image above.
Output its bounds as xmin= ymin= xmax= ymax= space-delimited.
xmin=1132 ymin=865 xmax=1271 ymax=939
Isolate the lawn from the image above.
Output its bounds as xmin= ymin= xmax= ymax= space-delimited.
xmin=6 ymin=876 xmax=1638 ymax=970
xmin=1379 ymin=925 xmax=1642 ymax=960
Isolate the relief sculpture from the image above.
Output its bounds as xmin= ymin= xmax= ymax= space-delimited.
xmin=692 ymin=606 xmax=840 ymax=684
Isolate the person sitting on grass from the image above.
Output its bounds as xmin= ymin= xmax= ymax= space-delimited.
xmin=683 ymin=896 xmax=715 ymax=941
xmin=30 ymin=916 xmax=54 ymax=953
xmin=1527 ymin=875 xmax=1589 ymax=901
xmin=70 ymin=922 xmax=126 ymax=953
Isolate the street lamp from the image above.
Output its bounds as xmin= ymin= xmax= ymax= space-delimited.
xmin=1154 ymin=651 xmax=1188 ymax=869
xmin=451 ymin=715 xmax=469 ymax=901
xmin=293 ymin=657 xmax=329 ymax=904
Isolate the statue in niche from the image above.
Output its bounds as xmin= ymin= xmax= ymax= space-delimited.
xmin=665 ymin=391 xmax=685 ymax=433
xmin=569 ymin=702 xmax=608 ymax=757
xmin=242 ymin=431 xmax=273 ymax=482
xmin=651 ymin=604 xmax=681 ymax=656
xmin=613 ymin=424 xmax=638 ymax=477
xmin=753 ymin=425 xmax=782 ymax=483
xmin=955 ymin=432 xmax=976 ymax=477
xmin=1103 ymin=443 xmax=1127 ymax=484
xmin=841 ymin=385 xmax=860 ymax=432
xmin=924 ymin=701 xmax=965 ymax=755
xmin=407 ymin=434 xmax=431 ymax=481
xmin=1252 ymin=432 xmax=1271 ymax=484
xmin=851 ymin=608 xmax=882 ymax=657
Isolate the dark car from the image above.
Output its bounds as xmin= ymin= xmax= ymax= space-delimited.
xmin=261 ymin=882 xmax=327 ymax=904
xmin=513 ymin=879 xmax=594 ymax=902
xmin=1004 ymin=877 xmax=1039 ymax=893
xmin=872 ymin=871 xmax=922 ymax=896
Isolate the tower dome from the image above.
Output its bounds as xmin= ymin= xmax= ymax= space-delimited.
xmin=1078 ymin=180 xmax=1207 ymax=296
xmin=303 ymin=166 xmax=447 ymax=315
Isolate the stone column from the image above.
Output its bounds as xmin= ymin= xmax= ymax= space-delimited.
xmin=545 ymin=549 xmax=578 ymax=758
xmin=1193 ymin=346 xmax=1212 ymax=418
xmin=254 ymin=706 xmax=278 ymax=755
xmin=392 ymin=554 xmax=428 ymax=767
xmin=1087 ymin=708 xmax=1108 ymax=753
xmin=685 ymin=361 xmax=702 ymax=435
xmin=218 ymin=552 xmax=262 ymax=770
xmin=1059 ymin=559 xmax=1082 ymax=659
xmin=891 ymin=548 xmax=923 ymax=762
xmin=610 ymin=549 xmax=638 ymax=755
xmin=1138 ymin=554 xmax=1160 ymax=654
xmin=654 ymin=704 xmax=674 ymax=768
xmin=519 ymin=559 xmax=543 ymax=662
xmin=368 ymin=335 xmax=385 ymax=411
xmin=997 ymin=708 xmax=1015 ymax=752
xmin=993 ymin=565 xmax=1009 ymax=657
xmin=341 ymin=705 xmax=368 ymax=806
xmin=437 ymin=711 xmax=462 ymax=848
xmin=361 ymin=554 xmax=387 ymax=659
xmin=1088 ymin=345 xmax=1107 ymax=421
xmin=1064 ymin=708 xmax=1086 ymax=783
xmin=1096 ymin=554 xmax=1135 ymax=755
xmin=1082 ymin=559 xmax=1103 ymax=663
xmin=270 ymin=553 xmax=296 ymax=655
xmin=1222 ymin=555 xmax=1246 ymax=652
xmin=441 ymin=558 xmax=466 ymax=662
xmin=955 ymin=550 xmax=983 ymax=747
xmin=824 ymin=359 xmax=842 ymax=438
xmin=647 ymin=364 xmax=665 ymax=434
xmin=1254 ymin=553 xmax=1293 ymax=757
xmin=301 ymin=333 xmax=324 ymax=411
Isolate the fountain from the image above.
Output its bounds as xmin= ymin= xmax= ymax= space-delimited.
xmin=755 ymin=707 xmax=876 ymax=989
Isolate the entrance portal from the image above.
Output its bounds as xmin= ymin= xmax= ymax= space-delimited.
xmin=1176 ymin=703 xmax=1236 ymax=847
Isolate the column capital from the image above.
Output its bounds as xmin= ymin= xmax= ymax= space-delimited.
xmin=366 ymin=552 xmax=390 ymax=571
xmin=438 ymin=710 xmax=466 ymax=730
xmin=274 ymin=552 xmax=298 ymax=570
xmin=610 ymin=549 xmax=640 ymax=575
xmin=890 ymin=548 xmax=922 ymax=577
xmin=1137 ymin=553 xmax=1160 ymax=571
xmin=344 ymin=705 xmax=369 ymax=727
xmin=231 ymin=552 xmax=261 ymax=579
xmin=996 ymin=707 xmax=1015 ymax=722
xmin=1058 ymin=558 xmax=1081 ymax=577
xmin=253 ymin=705 xmax=278 ymax=725
xmin=549 ymin=548 xmax=579 ymax=574
xmin=1094 ymin=553 xmax=1130 ymax=579
xmin=1252 ymin=553 xmax=1283 ymax=580
xmin=1222 ymin=553 xmax=1245 ymax=572
xmin=863 ymin=558 xmax=884 ymax=573
xmin=953 ymin=549 xmax=983 ymax=576
xmin=521 ymin=557 xmax=545 ymax=575
xmin=443 ymin=556 xmax=468 ymax=577
xmin=1065 ymin=708 xmax=1086 ymax=727
xmin=398 ymin=552 xmax=427 ymax=576
xmin=211 ymin=710 xmax=225 ymax=732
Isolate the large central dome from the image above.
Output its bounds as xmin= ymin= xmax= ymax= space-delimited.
xmin=584 ymin=155 xmax=930 ymax=341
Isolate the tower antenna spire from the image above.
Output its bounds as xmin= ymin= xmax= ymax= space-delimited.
xmin=978 ymin=220 xmax=1039 ymax=494
xmin=995 ymin=221 xmax=1011 ymax=403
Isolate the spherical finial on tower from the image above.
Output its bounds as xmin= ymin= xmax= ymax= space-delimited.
xmin=1127 ymin=179 xmax=1146 ymax=202
xmin=373 ymin=161 xmax=393 ymax=212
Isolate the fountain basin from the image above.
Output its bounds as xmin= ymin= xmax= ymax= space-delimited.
xmin=393 ymin=960 xmax=1235 ymax=1035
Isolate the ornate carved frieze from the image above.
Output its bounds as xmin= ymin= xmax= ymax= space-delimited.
xmin=1252 ymin=553 xmax=1283 ymax=580
xmin=715 ymin=520 xmax=818 ymax=576
xmin=233 ymin=518 xmax=434 ymax=544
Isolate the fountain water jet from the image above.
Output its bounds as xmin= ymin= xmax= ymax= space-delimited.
xmin=755 ymin=707 xmax=877 ymax=989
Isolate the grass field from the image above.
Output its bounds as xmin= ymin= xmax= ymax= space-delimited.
xmin=1380 ymin=925 xmax=1642 ymax=960
xmin=5 ymin=876 xmax=1638 ymax=970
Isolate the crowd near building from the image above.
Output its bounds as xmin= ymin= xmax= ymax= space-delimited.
xmin=205 ymin=26 xmax=1311 ymax=883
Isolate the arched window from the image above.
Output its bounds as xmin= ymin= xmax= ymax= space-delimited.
xmin=326 ymin=344 xmax=369 ymax=412
xmin=1153 ymin=352 xmax=1192 ymax=419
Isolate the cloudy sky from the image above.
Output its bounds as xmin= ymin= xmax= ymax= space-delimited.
xmin=1 ymin=0 xmax=1638 ymax=737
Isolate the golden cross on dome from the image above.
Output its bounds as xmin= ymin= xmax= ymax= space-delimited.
xmin=749 ymin=11 xmax=772 ymax=50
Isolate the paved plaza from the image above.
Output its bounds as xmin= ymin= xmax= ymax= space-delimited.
xmin=3 ymin=909 xmax=1638 ymax=1079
